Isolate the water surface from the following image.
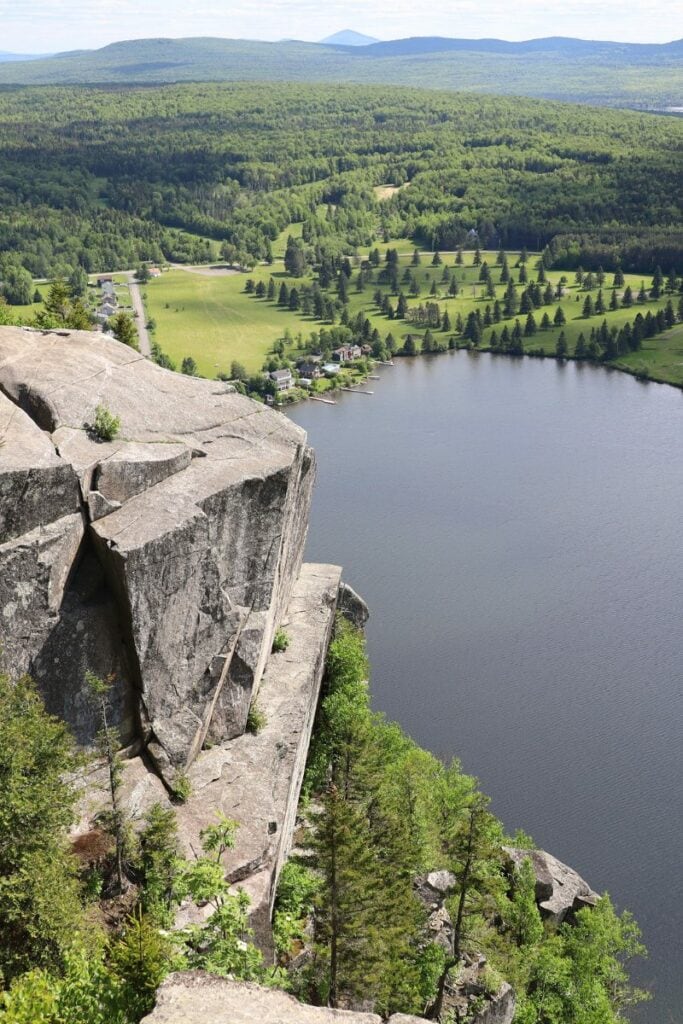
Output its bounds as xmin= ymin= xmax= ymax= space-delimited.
xmin=288 ymin=353 xmax=683 ymax=1022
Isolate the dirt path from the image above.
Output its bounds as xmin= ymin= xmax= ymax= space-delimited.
xmin=126 ymin=273 xmax=151 ymax=358
xmin=167 ymin=263 xmax=241 ymax=277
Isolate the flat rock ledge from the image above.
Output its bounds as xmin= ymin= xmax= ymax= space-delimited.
xmin=75 ymin=562 xmax=342 ymax=943
xmin=141 ymin=975 xmax=515 ymax=1024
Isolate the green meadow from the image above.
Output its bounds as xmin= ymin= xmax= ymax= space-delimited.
xmin=144 ymin=245 xmax=682 ymax=386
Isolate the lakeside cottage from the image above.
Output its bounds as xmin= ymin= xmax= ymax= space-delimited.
xmin=332 ymin=344 xmax=362 ymax=362
xmin=298 ymin=362 xmax=323 ymax=380
xmin=270 ymin=368 xmax=294 ymax=392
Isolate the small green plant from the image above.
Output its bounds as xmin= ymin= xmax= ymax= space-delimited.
xmin=272 ymin=628 xmax=290 ymax=653
xmin=93 ymin=404 xmax=121 ymax=441
xmin=246 ymin=701 xmax=267 ymax=735
xmin=170 ymin=771 xmax=192 ymax=804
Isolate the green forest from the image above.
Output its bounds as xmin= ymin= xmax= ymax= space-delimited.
xmin=0 ymin=82 xmax=681 ymax=283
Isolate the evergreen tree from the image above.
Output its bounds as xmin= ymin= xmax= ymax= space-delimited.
xmin=613 ymin=264 xmax=625 ymax=288
xmin=582 ymin=294 xmax=594 ymax=318
xmin=508 ymin=858 xmax=544 ymax=946
xmin=650 ymin=265 xmax=664 ymax=299
xmin=555 ymin=332 xmax=569 ymax=359
xmin=503 ymin=280 xmax=518 ymax=318
xmin=284 ymin=236 xmax=306 ymax=278
xmin=0 ymin=673 xmax=82 ymax=983
xmin=108 ymin=311 xmax=138 ymax=348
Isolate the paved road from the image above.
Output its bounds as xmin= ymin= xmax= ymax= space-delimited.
xmin=125 ymin=273 xmax=151 ymax=358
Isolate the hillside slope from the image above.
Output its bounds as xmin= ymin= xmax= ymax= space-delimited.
xmin=0 ymin=35 xmax=680 ymax=108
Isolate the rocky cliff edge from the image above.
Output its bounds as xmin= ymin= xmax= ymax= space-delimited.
xmin=0 ymin=326 xmax=314 ymax=780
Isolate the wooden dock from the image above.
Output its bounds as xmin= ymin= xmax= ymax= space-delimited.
xmin=341 ymin=387 xmax=374 ymax=395
xmin=310 ymin=396 xmax=337 ymax=405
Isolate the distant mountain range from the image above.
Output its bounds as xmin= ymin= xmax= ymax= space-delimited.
xmin=0 ymin=50 xmax=48 ymax=62
xmin=320 ymin=30 xmax=378 ymax=47
xmin=0 ymin=34 xmax=680 ymax=109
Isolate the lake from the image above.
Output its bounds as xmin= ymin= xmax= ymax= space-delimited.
xmin=288 ymin=352 xmax=683 ymax=1022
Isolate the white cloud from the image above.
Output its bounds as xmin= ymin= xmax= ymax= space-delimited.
xmin=0 ymin=0 xmax=679 ymax=51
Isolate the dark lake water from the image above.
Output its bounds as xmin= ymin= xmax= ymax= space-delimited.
xmin=288 ymin=352 xmax=683 ymax=1022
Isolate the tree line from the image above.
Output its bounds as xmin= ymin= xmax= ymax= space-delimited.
xmin=0 ymin=82 xmax=681 ymax=286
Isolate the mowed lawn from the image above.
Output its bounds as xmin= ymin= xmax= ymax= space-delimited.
xmin=144 ymin=266 xmax=314 ymax=376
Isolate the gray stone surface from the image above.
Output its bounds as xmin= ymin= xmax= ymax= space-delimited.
xmin=471 ymin=984 xmax=515 ymax=1024
xmin=141 ymin=975 xmax=514 ymax=1024
xmin=0 ymin=390 xmax=80 ymax=543
xmin=175 ymin=563 xmax=342 ymax=944
xmin=503 ymin=847 xmax=599 ymax=923
xmin=141 ymin=974 xmax=381 ymax=1024
xmin=0 ymin=326 xmax=315 ymax=775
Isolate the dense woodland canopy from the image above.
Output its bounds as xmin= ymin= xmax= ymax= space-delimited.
xmin=0 ymin=82 xmax=681 ymax=282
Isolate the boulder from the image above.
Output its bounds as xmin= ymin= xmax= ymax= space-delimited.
xmin=0 ymin=326 xmax=314 ymax=778
xmin=503 ymin=847 xmax=599 ymax=923
xmin=141 ymin=974 xmax=381 ymax=1024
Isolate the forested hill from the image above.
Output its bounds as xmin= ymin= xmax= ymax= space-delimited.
xmin=0 ymin=35 xmax=681 ymax=109
xmin=0 ymin=82 xmax=681 ymax=280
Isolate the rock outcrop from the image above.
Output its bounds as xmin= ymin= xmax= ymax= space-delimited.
xmin=141 ymin=975 xmax=515 ymax=1024
xmin=503 ymin=847 xmax=599 ymax=923
xmin=0 ymin=326 xmax=314 ymax=779
xmin=74 ymin=562 xmax=342 ymax=941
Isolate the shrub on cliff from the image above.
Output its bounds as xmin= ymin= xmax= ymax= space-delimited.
xmin=93 ymin=404 xmax=121 ymax=441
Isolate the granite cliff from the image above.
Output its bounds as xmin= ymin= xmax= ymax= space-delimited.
xmin=0 ymin=325 xmax=349 ymax=936
xmin=0 ymin=325 xmax=315 ymax=779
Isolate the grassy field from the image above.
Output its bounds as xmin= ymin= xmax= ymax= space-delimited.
xmin=144 ymin=267 xmax=314 ymax=376
xmin=143 ymin=245 xmax=682 ymax=385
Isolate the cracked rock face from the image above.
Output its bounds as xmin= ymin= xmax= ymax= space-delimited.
xmin=0 ymin=327 xmax=314 ymax=778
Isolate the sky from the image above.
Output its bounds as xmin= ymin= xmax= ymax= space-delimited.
xmin=0 ymin=0 xmax=681 ymax=53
